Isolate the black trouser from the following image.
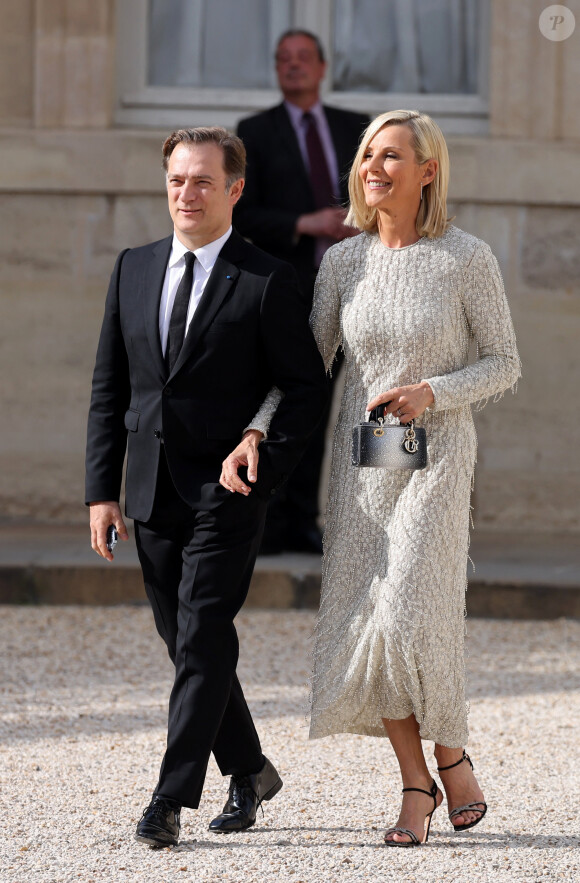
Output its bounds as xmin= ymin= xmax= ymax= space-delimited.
xmin=134 ymin=449 xmax=267 ymax=809
xmin=264 ymin=348 xmax=342 ymax=539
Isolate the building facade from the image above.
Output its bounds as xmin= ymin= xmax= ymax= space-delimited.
xmin=0 ymin=0 xmax=578 ymax=534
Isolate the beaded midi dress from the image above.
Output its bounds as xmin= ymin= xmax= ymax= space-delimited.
xmin=304 ymin=226 xmax=520 ymax=747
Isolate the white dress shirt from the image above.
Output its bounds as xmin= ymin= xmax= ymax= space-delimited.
xmin=159 ymin=227 xmax=232 ymax=356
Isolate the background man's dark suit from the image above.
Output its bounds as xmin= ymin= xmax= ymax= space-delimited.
xmin=86 ymin=228 xmax=328 ymax=810
xmin=234 ymin=102 xmax=368 ymax=550
xmin=236 ymin=102 xmax=368 ymax=297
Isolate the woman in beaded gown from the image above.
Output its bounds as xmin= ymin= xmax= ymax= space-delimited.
xmin=222 ymin=110 xmax=520 ymax=846
xmin=306 ymin=110 xmax=520 ymax=846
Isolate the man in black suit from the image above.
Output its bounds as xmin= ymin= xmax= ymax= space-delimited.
xmin=85 ymin=127 xmax=328 ymax=847
xmin=235 ymin=29 xmax=368 ymax=554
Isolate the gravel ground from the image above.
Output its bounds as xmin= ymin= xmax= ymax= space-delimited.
xmin=0 ymin=606 xmax=579 ymax=883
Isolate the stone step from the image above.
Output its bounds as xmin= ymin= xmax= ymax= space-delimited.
xmin=0 ymin=525 xmax=578 ymax=619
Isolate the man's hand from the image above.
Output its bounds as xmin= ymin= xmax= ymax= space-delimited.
xmin=220 ymin=430 xmax=264 ymax=495
xmin=367 ymin=382 xmax=435 ymax=425
xmin=89 ymin=501 xmax=129 ymax=561
xmin=296 ymin=207 xmax=358 ymax=241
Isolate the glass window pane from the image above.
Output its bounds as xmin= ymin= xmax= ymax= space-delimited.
xmin=148 ymin=0 xmax=293 ymax=88
xmin=333 ymin=0 xmax=481 ymax=94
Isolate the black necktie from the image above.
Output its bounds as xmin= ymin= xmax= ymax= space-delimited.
xmin=166 ymin=251 xmax=195 ymax=373
xmin=303 ymin=112 xmax=334 ymax=209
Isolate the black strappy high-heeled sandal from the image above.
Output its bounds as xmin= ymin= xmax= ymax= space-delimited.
xmin=437 ymin=750 xmax=488 ymax=832
xmin=384 ymin=778 xmax=440 ymax=847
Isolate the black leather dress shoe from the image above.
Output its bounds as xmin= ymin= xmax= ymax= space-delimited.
xmin=134 ymin=795 xmax=181 ymax=848
xmin=208 ymin=756 xmax=282 ymax=833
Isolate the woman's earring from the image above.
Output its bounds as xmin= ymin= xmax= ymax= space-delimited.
xmin=420 ymin=183 xmax=424 ymax=201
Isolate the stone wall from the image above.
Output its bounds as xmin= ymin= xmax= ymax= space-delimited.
xmin=0 ymin=187 xmax=169 ymax=522
xmin=0 ymin=0 xmax=579 ymax=533
xmin=452 ymin=203 xmax=579 ymax=533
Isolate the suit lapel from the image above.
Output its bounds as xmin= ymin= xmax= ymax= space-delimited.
xmin=273 ymin=104 xmax=311 ymax=191
xmin=324 ymin=106 xmax=359 ymax=202
xmin=143 ymin=236 xmax=172 ymax=381
xmin=169 ymin=231 xmax=245 ymax=377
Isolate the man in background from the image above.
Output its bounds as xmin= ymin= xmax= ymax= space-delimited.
xmin=235 ymin=30 xmax=368 ymax=555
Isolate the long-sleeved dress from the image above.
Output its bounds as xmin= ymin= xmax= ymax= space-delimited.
xmin=251 ymin=225 xmax=520 ymax=748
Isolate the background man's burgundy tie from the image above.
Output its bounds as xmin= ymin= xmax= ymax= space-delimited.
xmin=166 ymin=251 xmax=196 ymax=373
xmin=303 ymin=112 xmax=334 ymax=209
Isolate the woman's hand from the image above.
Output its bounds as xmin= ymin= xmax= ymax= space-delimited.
xmin=367 ymin=382 xmax=434 ymax=424
xmin=220 ymin=429 xmax=263 ymax=495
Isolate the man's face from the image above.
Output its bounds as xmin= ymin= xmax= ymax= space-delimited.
xmin=275 ymin=35 xmax=326 ymax=101
xmin=166 ymin=142 xmax=244 ymax=249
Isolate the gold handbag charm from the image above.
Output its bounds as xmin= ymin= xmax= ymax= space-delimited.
xmin=373 ymin=417 xmax=385 ymax=437
xmin=403 ymin=422 xmax=419 ymax=454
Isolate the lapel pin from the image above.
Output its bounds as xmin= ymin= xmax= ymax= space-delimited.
xmin=226 ymin=275 xmax=232 ymax=279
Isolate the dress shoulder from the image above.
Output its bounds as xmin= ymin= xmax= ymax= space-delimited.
xmin=438 ymin=225 xmax=495 ymax=267
xmin=321 ymin=231 xmax=375 ymax=272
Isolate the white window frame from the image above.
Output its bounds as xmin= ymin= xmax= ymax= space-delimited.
xmin=115 ymin=0 xmax=489 ymax=135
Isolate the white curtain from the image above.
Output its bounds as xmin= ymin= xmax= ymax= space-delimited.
xmin=148 ymin=0 xmax=293 ymax=88
xmin=147 ymin=0 xmax=481 ymax=94
xmin=333 ymin=0 xmax=481 ymax=94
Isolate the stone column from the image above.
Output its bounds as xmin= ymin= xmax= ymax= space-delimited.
xmin=489 ymin=0 xmax=580 ymax=139
xmin=33 ymin=0 xmax=115 ymax=128
xmin=0 ymin=0 xmax=35 ymax=127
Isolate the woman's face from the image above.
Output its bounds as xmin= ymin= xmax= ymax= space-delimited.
xmin=358 ymin=124 xmax=430 ymax=214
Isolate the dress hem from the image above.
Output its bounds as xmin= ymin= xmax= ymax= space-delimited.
xmin=309 ymin=719 xmax=469 ymax=747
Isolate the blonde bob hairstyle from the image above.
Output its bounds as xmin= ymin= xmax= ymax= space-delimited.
xmin=346 ymin=110 xmax=451 ymax=239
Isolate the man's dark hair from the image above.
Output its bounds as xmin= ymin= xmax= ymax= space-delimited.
xmin=275 ymin=29 xmax=326 ymax=63
xmin=162 ymin=127 xmax=246 ymax=189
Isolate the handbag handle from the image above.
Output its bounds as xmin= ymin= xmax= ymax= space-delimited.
xmin=367 ymin=402 xmax=415 ymax=431
xmin=367 ymin=401 xmax=392 ymax=423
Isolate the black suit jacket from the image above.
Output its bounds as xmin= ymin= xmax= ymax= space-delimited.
xmin=235 ymin=103 xmax=368 ymax=295
xmin=85 ymin=229 xmax=328 ymax=522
